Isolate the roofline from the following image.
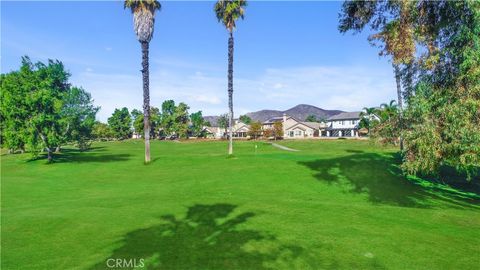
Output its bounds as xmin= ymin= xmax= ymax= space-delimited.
xmin=287 ymin=122 xmax=314 ymax=131
xmin=327 ymin=117 xmax=360 ymax=121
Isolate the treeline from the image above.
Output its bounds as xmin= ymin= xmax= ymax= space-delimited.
xmin=0 ymin=57 xmax=210 ymax=162
xmin=1 ymin=57 xmax=99 ymax=161
xmin=93 ymin=100 xmax=207 ymax=141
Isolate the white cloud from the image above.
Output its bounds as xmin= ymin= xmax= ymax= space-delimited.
xmin=71 ymin=64 xmax=397 ymax=122
xmin=251 ymin=66 xmax=396 ymax=111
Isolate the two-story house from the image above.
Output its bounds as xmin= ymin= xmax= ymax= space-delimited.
xmin=326 ymin=112 xmax=361 ymax=137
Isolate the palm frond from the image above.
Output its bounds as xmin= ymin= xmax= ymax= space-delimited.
xmin=214 ymin=0 xmax=247 ymax=32
xmin=124 ymin=0 xmax=161 ymax=13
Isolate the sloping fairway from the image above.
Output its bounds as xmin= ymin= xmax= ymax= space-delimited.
xmin=2 ymin=140 xmax=479 ymax=269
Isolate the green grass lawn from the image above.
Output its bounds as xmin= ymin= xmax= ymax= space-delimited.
xmin=2 ymin=140 xmax=479 ymax=269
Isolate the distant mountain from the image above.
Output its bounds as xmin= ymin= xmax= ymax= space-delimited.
xmin=204 ymin=104 xmax=344 ymax=126
xmin=285 ymin=104 xmax=344 ymax=122
xmin=203 ymin=115 xmax=220 ymax=127
xmin=246 ymin=104 xmax=343 ymax=122
xmin=245 ymin=110 xmax=283 ymax=122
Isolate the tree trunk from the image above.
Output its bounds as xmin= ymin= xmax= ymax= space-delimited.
xmin=227 ymin=32 xmax=234 ymax=155
xmin=393 ymin=63 xmax=404 ymax=151
xmin=39 ymin=132 xmax=53 ymax=162
xmin=55 ymin=146 xmax=61 ymax=153
xmin=47 ymin=148 xmax=52 ymax=163
xmin=141 ymin=41 xmax=151 ymax=163
xmin=393 ymin=64 xmax=403 ymax=110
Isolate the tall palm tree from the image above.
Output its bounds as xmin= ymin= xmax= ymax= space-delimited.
xmin=124 ymin=0 xmax=161 ymax=163
xmin=214 ymin=0 xmax=247 ymax=155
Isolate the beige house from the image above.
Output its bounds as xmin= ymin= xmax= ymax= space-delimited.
xmin=232 ymin=121 xmax=250 ymax=138
xmin=285 ymin=121 xmax=325 ymax=138
xmin=262 ymin=114 xmax=326 ymax=139
xmin=204 ymin=126 xmax=224 ymax=139
xmin=204 ymin=120 xmax=250 ymax=139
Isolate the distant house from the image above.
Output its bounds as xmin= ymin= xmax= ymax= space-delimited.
xmin=262 ymin=114 xmax=326 ymax=139
xmin=206 ymin=111 xmax=369 ymax=139
xmin=285 ymin=121 xmax=327 ymax=138
xmin=325 ymin=112 xmax=361 ymax=137
xmin=204 ymin=120 xmax=250 ymax=139
xmin=232 ymin=121 xmax=250 ymax=138
xmin=204 ymin=126 xmax=224 ymax=139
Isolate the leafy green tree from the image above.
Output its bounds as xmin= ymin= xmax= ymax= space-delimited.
xmin=132 ymin=107 xmax=161 ymax=138
xmin=1 ymin=57 xmax=98 ymax=159
xmin=239 ymin=115 xmax=251 ymax=124
xmin=60 ymin=87 xmax=99 ymax=151
xmin=305 ymin=115 xmax=318 ymax=122
xmin=160 ymin=100 xmax=176 ymax=136
xmin=339 ymin=0 xmax=417 ymax=150
xmin=273 ymin=121 xmax=283 ymax=140
xmin=370 ymin=100 xmax=400 ymax=145
xmin=173 ymin=102 xmax=190 ymax=139
xmin=340 ymin=0 xmax=480 ymax=180
xmin=248 ymin=121 xmax=262 ymax=140
xmin=92 ymin=121 xmax=113 ymax=141
xmin=131 ymin=109 xmax=144 ymax=136
xmin=190 ymin=111 xmax=206 ymax=137
xmin=1 ymin=57 xmax=70 ymax=161
xmin=149 ymin=107 xmax=161 ymax=138
xmin=217 ymin=113 xmax=229 ymax=138
xmin=403 ymin=2 xmax=479 ymax=180
xmin=108 ymin=108 xmax=132 ymax=140
xmin=124 ymin=0 xmax=161 ymax=163
xmin=214 ymin=0 xmax=247 ymax=155
xmin=0 ymin=70 xmax=28 ymax=153
xmin=339 ymin=0 xmax=415 ymax=108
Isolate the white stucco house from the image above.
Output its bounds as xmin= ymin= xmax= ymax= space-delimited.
xmin=325 ymin=112 xmax=361 ymax=137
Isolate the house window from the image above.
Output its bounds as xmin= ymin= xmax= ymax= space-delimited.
xmin=289 ymin=131 xmax=294 ymax=137
xmin=295 ymin=130 xmax=302 ymax=136
xmin=341 ymin=121 xmax=344 ymax=125
xmin=351 ymin=120 xmax=355 ymax=124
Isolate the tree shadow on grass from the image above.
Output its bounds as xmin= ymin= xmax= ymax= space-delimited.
xmin=27 ymin=147 xmax=131 ymax=163
xmin=91 ymin=204 xmax=312 ymax=270
xmin=299 ymin=152 xmax=480 ymax=209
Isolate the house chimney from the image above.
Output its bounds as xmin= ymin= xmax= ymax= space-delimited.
xmin=282 ymin=113 xmax=287 ymax=137
xmin=283 ymin=113 xmax=287 ymax=123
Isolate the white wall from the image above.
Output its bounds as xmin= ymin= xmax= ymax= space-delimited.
xmin=329 ymin=119 xmax=359 ymax=129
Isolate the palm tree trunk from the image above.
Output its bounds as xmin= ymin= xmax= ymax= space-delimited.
xmin=393 ymin=63 xmax=404 ymax=150
xmin=141 ymin=41 xmax=151 ymax=163
xmin=393 ymin=64 xmax=403 ymax=110
xmin=227 ymin=32 xmax=234 ymax=155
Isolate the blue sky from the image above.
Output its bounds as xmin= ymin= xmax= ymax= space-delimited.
xmin=2 ymin=1 xmax=396 ymax=122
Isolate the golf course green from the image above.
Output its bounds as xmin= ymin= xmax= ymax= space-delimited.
xmin=1 ymin=140 xmax=479 ymax=269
